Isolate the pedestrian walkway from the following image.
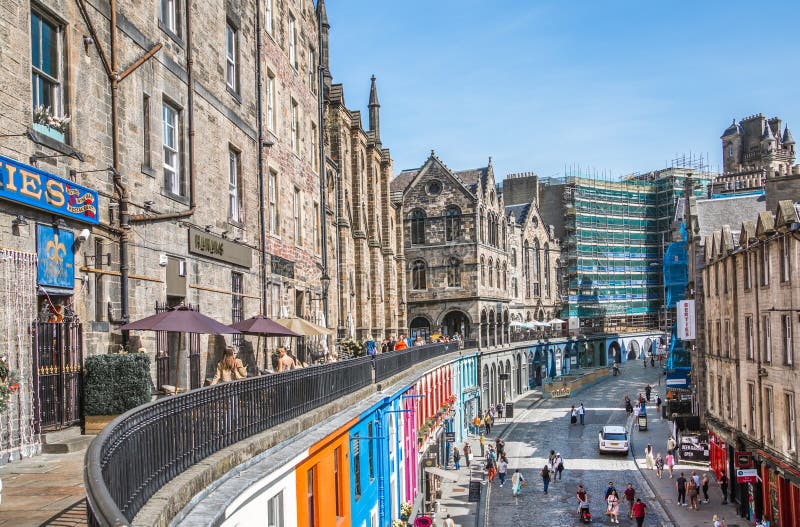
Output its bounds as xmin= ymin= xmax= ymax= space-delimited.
xmin=435 ymin=388 xmax=543 ymax=527
xmin=0 ymin=449 xmax=87 ymax=527
xmin=630 ymin=387 xmax=742 ymax=527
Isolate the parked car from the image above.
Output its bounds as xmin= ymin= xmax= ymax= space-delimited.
xmin=598 ymin=425 xmax=629 ymax=454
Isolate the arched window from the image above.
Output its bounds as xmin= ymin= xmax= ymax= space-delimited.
xmin=544 ymin=243 xmax=551 ymax=296
xmin=447 ymin=257 xmax=461 ymax=287
xmin=477 ymin=210 xmax=483 ymax=243
xmin=410 ymin=209 xmax=426 ymax=245
xmin=533 ymin=239 xmax=540 ymax=278
xmin=488 ymin=258 xmax=494 ymax=287
xmin=480 ymin=256 xmax=486 ymax=286
xmin=512 ymin=278 xmax=518 ymax=298
xmin=445 ymin=206 xmax=462 ymax=241
xmin=523 ymin=240 xmax=530 ymax=298
xmin=511 ymin=248 xmax=517 ymax=267
xmin=502 ymin=223 xmax=507 ymax=249
xmin=495 ymin=262 xmax=500 ymax=289
xmin=502 ymin=262 xmax=507 ymax=290
xmin=412 ymin=260 xmax=427 ymax=290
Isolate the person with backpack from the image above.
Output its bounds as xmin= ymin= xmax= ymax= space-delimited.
xmin=453 ymin=447 xmax=461 ymax=470
xmin=498 ymin=456 xmax=508 ymax=487
xmin=462 ymin=442 xmax=471 ymax=468
xmin=540 ymin=464 xmax=551 ymax=494
xmin=554 ymin=453 xmax=565 ymax=481
xmin=486 ymin=449 xmax=497 ymax=483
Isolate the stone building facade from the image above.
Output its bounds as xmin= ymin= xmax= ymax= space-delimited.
xmin=502 ymin=173 xmax=562 ymax=326
xmin=701 ymin=199 xmax=800 ymax=523
xmin=391 ymin=153 xmax=559 ymax=346
xmin=0 ymin=0 xmax=400 ymax=451
xmin=714 ymin=114 xmax=796 ymax=195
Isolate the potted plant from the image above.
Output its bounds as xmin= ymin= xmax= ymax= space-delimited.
xmin=32 ymin=106 xmax=70 ymax=142
xmin=84 ymin=353 xmax=151 ymax=434
xmin=400 ymin=501 xmax=413 ymax=521
xmin=340 ymin=338 xmax=364 ymax=357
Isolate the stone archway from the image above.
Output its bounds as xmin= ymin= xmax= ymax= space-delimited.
xmin=609 ymin=341 xmax=622 ymax=364
xmin=644 ymin=338 xmax=653 ymax=356
xmin=628 ymin=340 xmax=641 ymax=360
xmin=410 ymin=316 xmax=431 ymax=342
xmin=441 ymin=310 xmax=471 ymax=340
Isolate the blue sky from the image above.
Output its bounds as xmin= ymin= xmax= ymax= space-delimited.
xmin=327 ymin=0 xmax=800 ymax=180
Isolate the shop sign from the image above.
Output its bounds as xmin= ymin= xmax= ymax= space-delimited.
xmin=676 ymin=300 xmax=696 ymax=340
xmin=445 ymin=432 xmax=455 ymax=443
xmin=270 ymin=254 xmax=295 ymax=278
xmin=188 ymin=227 xmax=252 ymax=267
xmin=735 ymin=451 xmax=754 ymax=469
xmin=679 ymin=435 xmax=709 ymax=461
xmin=0 ymin=155 xmax=98 ymax=224
xmin=736 ymin=468 xmax=758 ymax=483
xmin=37 ymin=224 xmax=74 ymax=290
xmin=498 ymin=372 xmax=510 ymax=380
xmin=551 ymin=386 xmax=571 ymax=398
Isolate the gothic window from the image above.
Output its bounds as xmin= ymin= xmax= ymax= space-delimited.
xmin=511 ymin=248 xmax=517 ymax=267
xmin=533 ymin=240 xmax=540 ymax=279
xmin=445 ymin=206 xmax=462 ymax=241
xmin=512 ymin=278 xmax=518 ymax=298
xmin=412 ymin=260 xmax=427 ymax=290
xmin=502 ymin=223 xmax=507 ymax=250
xmin=477 ymin=211 xmax=483 ymax=243
xmin=523 ymin=240 xmax=530 ymax=299
xmin=502 ymin=262 xmax=507 ymax=290
xmin=447 ymin=257 xmax=461 ymax=287
xmin=488 ymin=258 xmax=494 ymax=287
xmin=480 ymin=256 xmax=486 ymax=286
xmin=410 ymin=209 xmax=426 ymax=245
xmin=544 ymin=243 xmax=551 ymax=297
xmin=495 ymin=262 xmax=500 ymax=289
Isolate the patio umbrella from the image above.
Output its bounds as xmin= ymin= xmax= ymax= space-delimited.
xmin=547 ymin=318 xmax=566 ymax=325
xmin=120 ymin=305 xmax=240 ymax=334
xmin=276 ymin=316 xmax=335 ymax=336
xmin=230 ymin=315 xmax=300 ymax=336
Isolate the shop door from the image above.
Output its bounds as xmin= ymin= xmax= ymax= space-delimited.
xmin=33 ymin=320 xmax=83 ymax=430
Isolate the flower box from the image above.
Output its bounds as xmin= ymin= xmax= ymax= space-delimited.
xmin=33 ymin=123 xmax=65 ymax=143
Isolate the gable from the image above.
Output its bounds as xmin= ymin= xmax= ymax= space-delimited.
xmin=402 ymin=154 xmax=477 ymax=203
xmin=756 ymin=211 xmax=776 ymax=238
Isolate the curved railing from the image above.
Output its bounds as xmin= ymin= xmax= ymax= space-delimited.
xmin=85 ymin=342 xmax=463 ymax=526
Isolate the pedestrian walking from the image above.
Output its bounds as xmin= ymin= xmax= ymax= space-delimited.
xmin=486 ymin=451 xmax=497 ymax=483
xmin=655 ymin=453 xmax=664 ymax=479
xmin=498 ymin=457 xmax=508 ymax=487
xmin=645 ymin=444 xmax=654 ymax=470
xmin=606 ymin=489 xmax=620 ymax=524
xmin=554 ymin=453 xmax=565 ymax=481
xmin=719 ymin=472 xmax=729 ymax=504
xmin=701 ymin=472 xmax=710 ymax=503
xmin=645 ymin=384 xmax=652 ymax=401
xmin=497 ymin=402 xmax=504 ymax=419
xmin=604 ymin=481 xmax=617 ymax=500
xmin=511 ymin=469 xmax=526 ymax=497
xmin=643 ymin=354 xmax=647 ymax=368
xmin=623 ymin=483 xmax=636 ymax=518
xmin=656 ymin=394 xmax=663 ymax=414
xmin=650 ymin=355 xmax=655 ymax=367
xmin=676 ymin=472 xmax=687 ymax=506
xmin=687 ymin=476 xmax=699 ymax=510
xmin=540 ymin=464 xmax=551 ymax=494
xmin=463 ymin=442 xmax=471 ymax=468
xmin=625 ymin=398 xmax=633 ymax=417
xmin=578 ymin=402 xmax=586 ymax=425
xmin=484 ymin=413 xmax=492 ymax=435
xmin=667 ymin=436 xmax=677 ymax=457
xmin=443 ymin=514 xmax=455 ymax=527
xmin=453 ymin=447 xmax=461 ymax=470
xmin=472 ymin=415 xmax=482 ymax=435
xmin=632 ymin=498 xmax=647 ymax=527
xmin=495 ymin=437 xmax=505 ymax=457
xmin=570 ymin=405 xmax=578 ymax=425
xmin=548 ymin=449 xmax=556 ymax=468
xmin=479 ymin=434 xmax=486 ymax=457
xmin=666 ymin=452 xmax=675 ymax=478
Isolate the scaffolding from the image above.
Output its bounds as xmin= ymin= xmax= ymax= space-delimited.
xmin=552 ymin=161 xmax=712 ymax=332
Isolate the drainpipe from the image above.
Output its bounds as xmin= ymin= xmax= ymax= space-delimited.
xmin=375 ymin=409 xmax=386 ymax=526
xmin=255 ymin=0 xmax=269 ymax=316
xmin=317 ymin=12 xmax=329 ymax=323
xmin=129 ymin=0 xmax=196 ymax=223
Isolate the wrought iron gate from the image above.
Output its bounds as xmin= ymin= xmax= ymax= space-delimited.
xmin=33 ymin=321 xmax=83 ymax=431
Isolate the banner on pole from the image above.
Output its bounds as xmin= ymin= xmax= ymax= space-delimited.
xmin=676 ymin=300 xmax=696 ymax=340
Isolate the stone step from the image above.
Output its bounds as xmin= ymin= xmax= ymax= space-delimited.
xmin=42 ymin=426 xmax=81 ymax=444
xmin=41 ymin=434 xmax=95 ymax=454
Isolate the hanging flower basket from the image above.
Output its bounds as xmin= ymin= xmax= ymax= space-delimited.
xmin=32 ymin=106 xmax=70 ymax=142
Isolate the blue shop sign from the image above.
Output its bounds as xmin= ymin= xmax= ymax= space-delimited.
xmin=37 ymin=224 xmax=75 ymax=290
xmin=0 ymin=155 xmax=99 ymax=224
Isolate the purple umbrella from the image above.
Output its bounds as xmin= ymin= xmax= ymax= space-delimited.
xmin=230 ymin=315 xmax=300 ymax=337
xmin=120 ymin=305 xmax=240 ymax=334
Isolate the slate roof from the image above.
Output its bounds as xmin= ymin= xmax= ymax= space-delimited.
xmin=695 ymin=194 xmax=767 ymax=243
xmin=505 ymin=203 xmax=530 ymax=224
xmin=390 ymin=169 xmax=419 ymax=193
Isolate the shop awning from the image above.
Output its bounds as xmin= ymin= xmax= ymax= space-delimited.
xmin=424 ymin=467 xmax=459 ymax=482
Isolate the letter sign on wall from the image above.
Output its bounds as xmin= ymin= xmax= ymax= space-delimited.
xmin=676 ymin=300 xmax=696 ymax=340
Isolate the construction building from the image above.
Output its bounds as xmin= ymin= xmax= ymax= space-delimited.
xmin=538 ymin=160 xmax=712 ymax=333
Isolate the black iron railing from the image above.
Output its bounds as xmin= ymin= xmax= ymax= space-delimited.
xmin=85 ymin=356 xmax=373 ymax=525
xmin=373 ymin=342 xmax=460 ymax=383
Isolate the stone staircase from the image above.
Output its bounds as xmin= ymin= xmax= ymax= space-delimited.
xmin=41 ymin=427 xmax=95 ymax=454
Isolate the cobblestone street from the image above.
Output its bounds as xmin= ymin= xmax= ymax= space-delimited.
xmin=483 ymin=364 xmax=669 ymax=526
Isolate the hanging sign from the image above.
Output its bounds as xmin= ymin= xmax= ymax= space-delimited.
xmin=737 ymin=468 xmax=758 ymax=484
xmin=676 ymin=300 xmax=696 ymax=340
xmin=0 ymin=155 xmax=98 ymax=224
xmin=37 ymin=224 xmax=75 ymax=290
xmin=735 ymin=451 xmax=754 ymax=469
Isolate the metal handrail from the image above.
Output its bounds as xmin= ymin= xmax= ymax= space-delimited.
xmin=373 ymin=341 xmax=460 ymax=382
xmin=85 ymin=356 xmax=373 ymax=525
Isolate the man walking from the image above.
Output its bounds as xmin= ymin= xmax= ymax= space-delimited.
xmin=667 ymin=436 xmax=677 ymax=457
xmin=632 ymin=498 xmax=647 ymax=527
xmin=719 ymin=471 xmax=729 ymax=504
xmin=479 ymin=434 xmax=486 ymax=457
xmin=676 ymin=472 xmax=687 ymax=506
xmin=645 ymin=384 xmax=652 ymax=402
xmin=498 ymin=456 xmax=508 ymax=487
xmin=541 ymin=464 xmax=551 ymax=494
xmin=484 ymin=413 xmax=492 ymax=435
xmin=624 ymin=483 xmax=636 ymax=518
xmin=578 ymin=402 xmax=586 ymax=425
xmin=463 ymin=442 xmax=471 ymax=468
